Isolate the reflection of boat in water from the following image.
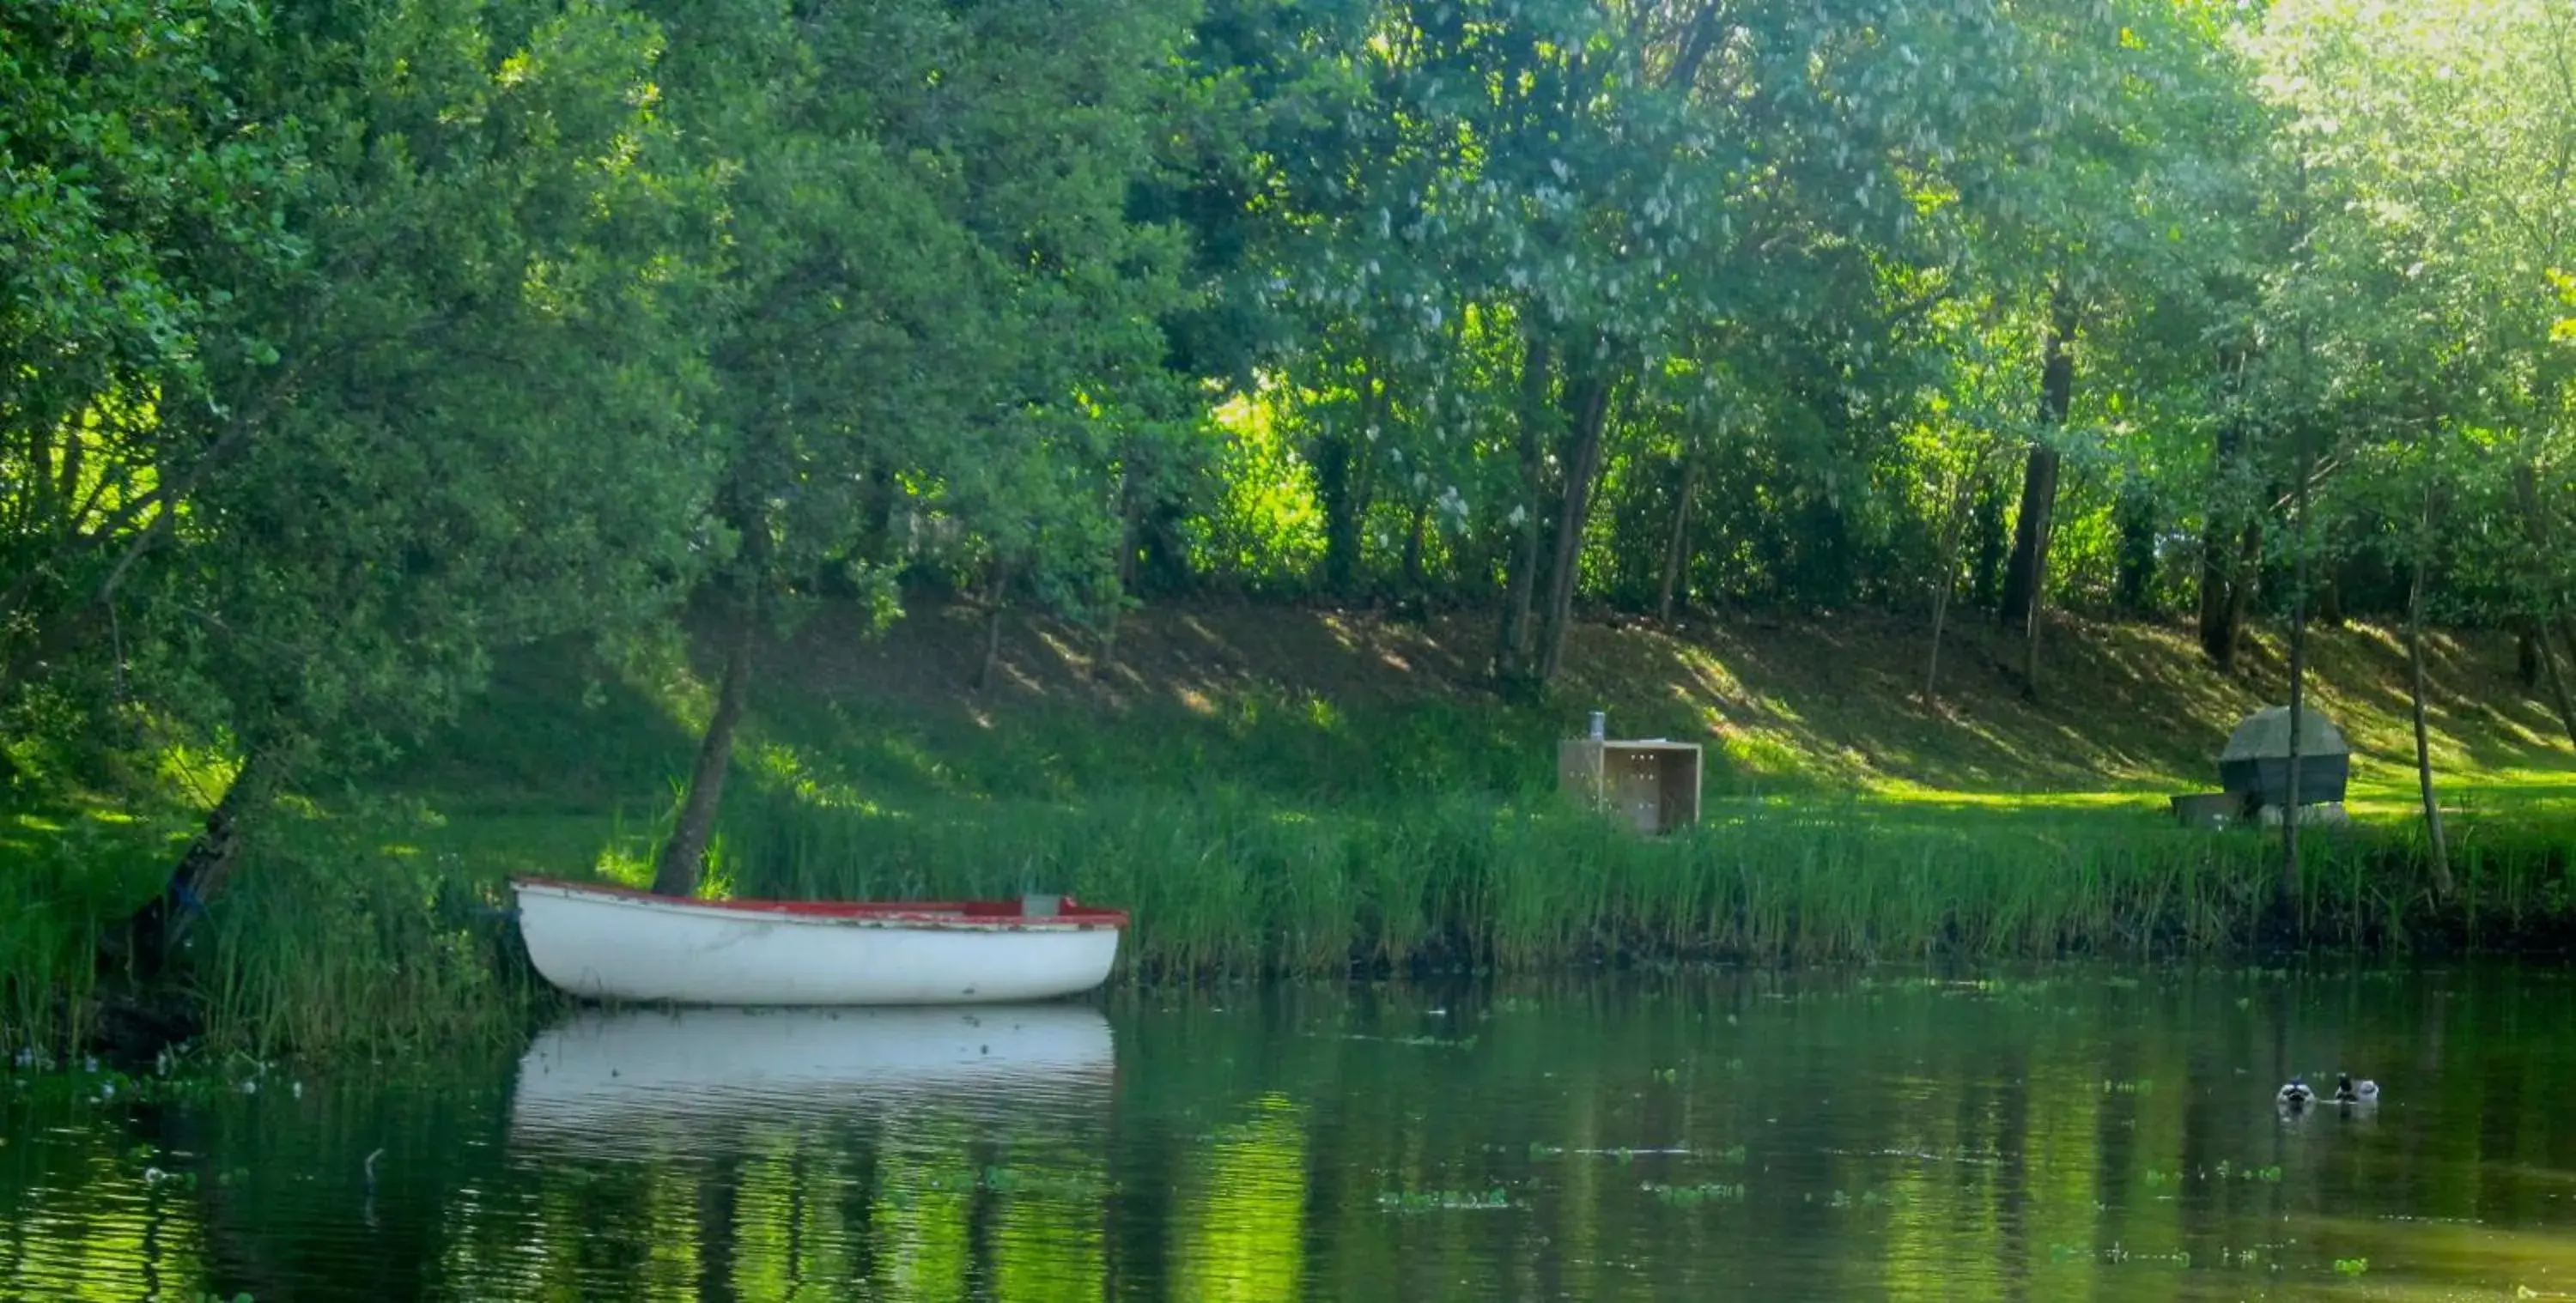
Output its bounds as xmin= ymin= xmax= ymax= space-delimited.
xmin=509 ymin=1004 xmax=1115 ymax=1151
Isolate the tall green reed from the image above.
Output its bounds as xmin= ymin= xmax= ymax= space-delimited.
xmin=718 ymin=782 xmax=2575 ymax=979
xmin=0 ymin=807 xmax=185 ymax=1059
xmin=194 ymin=826 xmax=543 ymax=1058
xmin=64 ymin=781 xmax=2564 ymax=1061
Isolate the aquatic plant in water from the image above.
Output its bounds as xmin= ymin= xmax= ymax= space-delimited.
xmin=1376 ymin=1188 xmax=1513 ymax=1213
xmin=1643 ymin=1180 xmax=1747 ymax=1205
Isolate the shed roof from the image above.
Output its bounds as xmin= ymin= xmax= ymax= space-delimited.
xmin=2219 ymin=705 xmax=2350 ymax=761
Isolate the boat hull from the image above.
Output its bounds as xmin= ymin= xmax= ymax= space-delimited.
xmin=511 ymin=879 xmax=1126 ymax=1006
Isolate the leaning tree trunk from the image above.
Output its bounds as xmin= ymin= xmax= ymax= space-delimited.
xmin=2510 ymin=460 xmax=2576 ymax=688
xmin=2530 ymin=617 xmax=2576 ymax=748
xmin=2509 ymin=459 xmax=2576 ymax=744
xmin=653 ymin=592 xmax=757 ymax=898
xmin=1536 ymin=364 xmax=1616 ymax=686
xmin=133 ymin=746 xmax=286 ymax=971
xmin=2405 ymin=482 xmax=2452 ymax=900
xmin=1493 ymin=334 xmax=1552 ymax=690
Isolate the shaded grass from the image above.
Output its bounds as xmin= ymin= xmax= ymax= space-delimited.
xmin=381 ymin=601 xmax=2576 ymax=832
xmin=0 ymin=804 xmax=192 ymax=1060
xmin=718 ymin=600 xmax=2576 ymax=797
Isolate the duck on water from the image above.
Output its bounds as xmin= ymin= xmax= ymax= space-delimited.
xmin=2278 ymin=1075 xmax=2379 ymax=1111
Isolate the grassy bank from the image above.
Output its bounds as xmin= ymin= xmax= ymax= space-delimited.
xmin=708 ymin=785 xmax=2573 ymax=973
xmin=8 ymin=600 xmax=2576 ymax=1059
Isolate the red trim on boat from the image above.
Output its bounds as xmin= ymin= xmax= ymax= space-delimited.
xmin=510 ymin=876 xmax=1129 ymax=928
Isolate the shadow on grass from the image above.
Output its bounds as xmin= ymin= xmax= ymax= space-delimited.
xmin=362 ymin=597 xmax=2576 ymax=900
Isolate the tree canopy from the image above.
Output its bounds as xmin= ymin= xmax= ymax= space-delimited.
xmin=5 ymin=0 xmax=2574 ymax=894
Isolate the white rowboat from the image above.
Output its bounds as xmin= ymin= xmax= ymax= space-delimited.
xmin=510 ymin=877 xmax=1127 ymax=1006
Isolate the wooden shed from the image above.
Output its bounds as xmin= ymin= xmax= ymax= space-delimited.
xmin=1558 ymin=737 xmax=1704 ymax=835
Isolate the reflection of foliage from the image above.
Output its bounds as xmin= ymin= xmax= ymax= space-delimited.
xmin=1377 ymin=1186 xmax=1513 ymax=1211
xmin=20 ymin=969 xmax=2576 ymax=1295
xmin=1176 ymin=1094 xmax=1309 ymax=1303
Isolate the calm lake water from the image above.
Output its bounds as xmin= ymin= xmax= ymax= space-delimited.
xmin=8 ymin=964 xmax=2576 ymax=1301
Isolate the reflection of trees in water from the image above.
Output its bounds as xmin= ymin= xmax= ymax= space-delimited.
xmin=507 ymin=1109 xmax=1120 ymax=1300
xmin=1173 ymin=1094 xmax=1307 ymax=1303
xmin=19 ymin=970 xmax=2576 ymax=1297
xmin=2 ymin=1102 xmax=217 ymax=1300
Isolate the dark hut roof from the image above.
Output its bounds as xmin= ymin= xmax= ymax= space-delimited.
xmin=2219 ymin=705 xmax=2350 ymax=762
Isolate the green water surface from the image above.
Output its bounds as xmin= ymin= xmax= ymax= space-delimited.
xmin=7 ymin=965 xmax=2576 ymax=1300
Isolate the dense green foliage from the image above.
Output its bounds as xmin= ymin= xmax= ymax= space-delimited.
xmin=3 ymin=0 xmax=2573 ymax=930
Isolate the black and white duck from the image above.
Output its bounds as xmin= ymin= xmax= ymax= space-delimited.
xmin=2332 ymin=1073 xmax=2379 ymax=1105
xmin=2277 ymin=1078 xmax=2316 ymax=1109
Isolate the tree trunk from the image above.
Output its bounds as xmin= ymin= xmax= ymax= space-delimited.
xmin=134 ymin=747 xmax=285 ymax=970
xmin=1493 ymin=334 xmax=1552 ymax=689
xmin=1969 ymin=476 xmax=2008 ymax=614
xmin=652 ymin=597 xmax=756 ymax=898
xmin=2531 ymin=616 xmax=2576 ymax=748
xmin=1403 ymin=501 xmax=1429 ymax=596
xmin=1923 ymin=452 xmax=1984 ymax=702
xmin=2199 ymin=358 xmax=2252 ymax=666
xmin=2279 ymin=457 xmax=2311 ymax=922
xmin=1999 ymin=282 xmax=2078 ymax=636
xmin=973 ymin=565 xmax=1010 ymax=694
xmin=2196 ymin=528 xmax=2233 ymax=664
xmin=1351 ymin=355 xmax=1385 ymax=579
xmin=2114 ymin=482 xmax=2158 ymax=614
xmin=2510 ymin=460 xmax=2576 ymax=676
xmin=1536 ymin=363 xmax=1616 ymax=685
xmin=2504 ymin=464 xmax=2576 ymax=736
xmin=2009 ymin=286 xmax=2071 ymax=706
xmin=2406 ymin=484 xmax=2452 ymax=900
xmin=1097 ymin=477 xmax=1139 ymax=682
xmin=1314 ymin=427 xmax=1358 ymax=597
xmin=1657 ymin=452 xmax=1699 ymax=622
xmin=1315 ymin=355 xmax=1384 ymax=597
xmin=1113 ymin=468 xmax=1143 ymax=598
xmin=2224 ymin=521 xmax=2261 ymax=666
xmin=2020 ymin=467 xmax=2056 ymax=700
xmin=860 ymin=463 xmax=900 ymax=564
xmin=1094 ymin=604 xmax=1122 ymax=682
